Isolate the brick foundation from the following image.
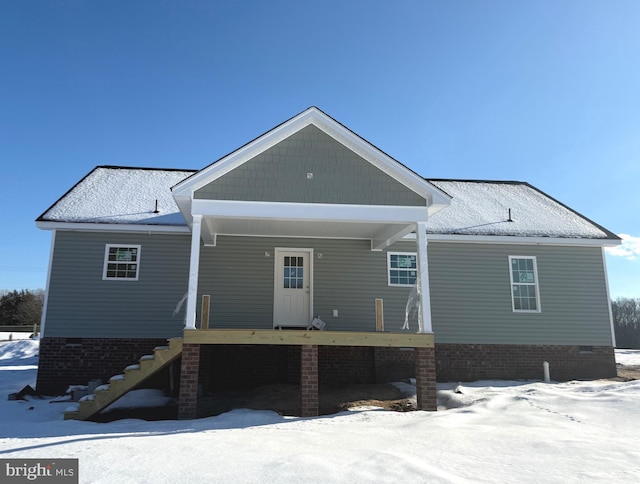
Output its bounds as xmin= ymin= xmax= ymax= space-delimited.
xmin=374 ymin=347 xmax=415 ymax=383
xmin=197 ymin=345 xmax=378 ymax=394
xmin=198 ymin=345 xmax=290 ymax=394
xmin=435 ymin=344 xmax=616 ymax=382
xmin=300 ymin=345 xmax=319 ymax=417
xmin=38 ymin=337 xmax=612 ymax=417
xmin=178 ymin=344 xmax=201 ymax=420
xmin=319 ymin=346 xmax=375 ymax=384
xmin=36 ymin=337 xmax=167 ymax=395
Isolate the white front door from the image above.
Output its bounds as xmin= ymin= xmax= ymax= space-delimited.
xmin=273 ymin=249 xmax=312 ymax=328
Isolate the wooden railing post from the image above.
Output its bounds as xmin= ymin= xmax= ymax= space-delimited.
xmin=375 ymin=298 xmax=384 ymax=332
xmin=201 ymin=295 xmax=210 ymax=330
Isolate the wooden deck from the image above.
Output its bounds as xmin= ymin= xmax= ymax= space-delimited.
xmin=183 ymin=329 xmax=434 ymax=347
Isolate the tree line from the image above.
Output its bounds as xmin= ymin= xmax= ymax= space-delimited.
xmin=0 ymin=289 xmax=44 ymax=327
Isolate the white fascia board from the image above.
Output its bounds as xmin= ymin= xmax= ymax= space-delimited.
xmin=36 ymin=221 xmax=190 ymax=234
xmin=192 ymin=199 xmax=429 ymax=224
xmin=423 ymin=233 xmax=622 ymax=247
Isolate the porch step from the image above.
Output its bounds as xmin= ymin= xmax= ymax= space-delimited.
xmin=63 ymin=337 xmax=183 ymax=421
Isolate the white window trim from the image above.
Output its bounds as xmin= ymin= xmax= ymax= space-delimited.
xmin=508 ymin=255 xmax=541 ymax=313
xmin=103 ymin=244 xmax=141 ymax=281
xmin=387 ymin=252 xmax=417 ymax=287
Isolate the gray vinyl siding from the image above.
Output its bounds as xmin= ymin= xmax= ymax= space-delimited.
xmin=428 ymin=242 xmax=613 ymax=345
xmin=197 ymin=236 xmax=413 ymax=331
xmin=194 ymin=125 xmax=426 ymax=206
xmin=44 ymin=231 xmax=190 ymax=338
xmin=44 ymin=231 xmax=613 ymax=346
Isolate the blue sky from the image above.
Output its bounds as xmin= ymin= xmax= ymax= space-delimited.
xmin=1 ymin=0 xmax=638 ymax=297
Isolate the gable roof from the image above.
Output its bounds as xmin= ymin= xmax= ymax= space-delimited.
xmin=426 ymin=179 xmax=619 ymax=240
xmin=37 ymin=166 xmax=196 ymax=227
xmin=171 ymin=106 xmax=452 ymax=220
xmin=36 ymin=168 xmax=619 ymax=243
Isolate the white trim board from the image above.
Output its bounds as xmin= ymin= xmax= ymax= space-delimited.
xmin=36 ymin=221 xmax=190 ymax=234
xmin=601 ymin=247 xmax=617 ymax=347
xmin=102 ymin=244 xmax=142 ymax=281
xmin=191 ymin=199 xmax=429 ymax=224
xmin=508 ymin=255 xmax=542 ymax=313
xmin=39 ymin=230 xmax=57 ymax=337
xmin=410 ymin=233 xmax=621 ymax=247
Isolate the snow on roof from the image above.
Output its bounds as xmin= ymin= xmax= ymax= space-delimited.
xmin=38 ymin=166 xmax=196 ymax=226
xmin=38 ymin=167 xmax=616 ymax=240
xmin=426 ymin=180 xmax=616 ymax=239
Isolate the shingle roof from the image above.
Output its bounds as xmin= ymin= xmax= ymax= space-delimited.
xmin=37 ymin=167 xmax=618 ymax=241
xmin=37 ymin=166 xmax=196 ymax=226
xmin=426 ymin=179 xmax=617 ymax=239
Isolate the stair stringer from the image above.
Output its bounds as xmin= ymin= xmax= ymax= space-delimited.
xmin=63 ymin=337 xmax=183 ymax=421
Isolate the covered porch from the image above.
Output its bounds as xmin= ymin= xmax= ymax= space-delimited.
xmin=168 ymin=107 xmax=451 ymax=417
xmin=174 ymin=213 xmax=440 ymax=418
xmin=170 ymin=108 xmax=451 ymax=336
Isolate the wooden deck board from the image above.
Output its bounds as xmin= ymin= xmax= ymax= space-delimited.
xmin=183 ymin=329 xmax=434 ymax=347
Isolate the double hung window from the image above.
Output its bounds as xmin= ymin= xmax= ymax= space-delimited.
xmin=509 ymin=256 xmax=540 ymax=312
xmin=103 ymin=245 xmax=141 ymax=280
xmin=388 ymin=252 xmax=417 ymax=287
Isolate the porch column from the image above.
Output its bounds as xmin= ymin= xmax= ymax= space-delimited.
xmin=185 ymin=214 xmax=202 ymax=329
xmin=415 ymin=221 xmax=433 ymax=333
xmin=300 ymin=345 xmax=319 ymax=417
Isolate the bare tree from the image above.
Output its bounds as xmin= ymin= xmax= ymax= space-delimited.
xmin=612 ymin=298 xmax=640 ymax=349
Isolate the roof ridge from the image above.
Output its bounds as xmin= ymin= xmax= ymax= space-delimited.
xmin=96 ymin=165 xmax=198 ymax=172
xmin=427 ymin=178 xmax=526 ymax=185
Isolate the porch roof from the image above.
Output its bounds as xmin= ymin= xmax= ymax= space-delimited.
xmin=192 ymin=198 xmax=426 ymax=249
xmin=171 ymin=107 xmax=451 ymax=248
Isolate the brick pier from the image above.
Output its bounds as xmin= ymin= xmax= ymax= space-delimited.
xmin=300 ymin=345 xmax=319 ymax=417
xmin=178 ymin=343 xmax=201 ymax=419
xmin=415 ymin=346 xmax=437 ymax=411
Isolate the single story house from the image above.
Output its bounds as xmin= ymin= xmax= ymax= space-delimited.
xmin=35 ymin=107 xmax=620 ymax=420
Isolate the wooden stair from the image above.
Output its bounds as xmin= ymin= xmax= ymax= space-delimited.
xmin=63 ymin=337 xmax=183 ymax=421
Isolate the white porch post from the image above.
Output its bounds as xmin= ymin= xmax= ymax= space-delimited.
xmin=185 ymin=214 xmax=202 ymax=329
xmin=415 ymin=221 xmax=432 ymax=333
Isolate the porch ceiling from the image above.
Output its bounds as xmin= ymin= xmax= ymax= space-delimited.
xmin=193 ymin=199 xmax=425 ymax=249
xmin=202 ymin=216 xmax=415 ymax=248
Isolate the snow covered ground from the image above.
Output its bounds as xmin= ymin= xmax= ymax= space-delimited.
xmin=614 ymin=349 xmax=640 ymax=367
xmin=0 ymin=331 xmax=34 ymax=341
xmin=1 ymin=340 xmax=639 ymax=483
